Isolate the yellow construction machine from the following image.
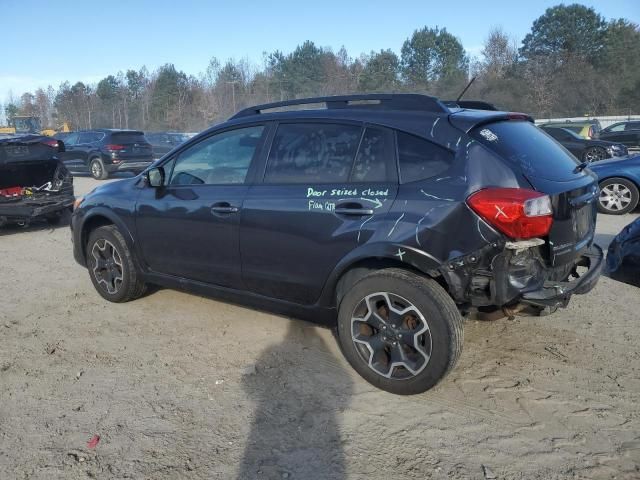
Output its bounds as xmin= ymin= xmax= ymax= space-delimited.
xmin=0 ymin=116 xmax=72 ymax=136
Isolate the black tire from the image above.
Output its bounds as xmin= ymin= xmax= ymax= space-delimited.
xmin=336 ymin=268 xmax=463 ymax=395
xmin=86 ymin=225 xmax=146 ymax=302
xmin=598 ymin=177 xmax=639 ymax=215
xmin=582 ymin=146 xmax=608 ymax=163
xmin=89 ymin=157 xmax=109 ymax=180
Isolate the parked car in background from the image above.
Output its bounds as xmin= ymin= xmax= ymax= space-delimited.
xmin=57 ymin=129 xmax=153 ymax=180
xmin=71 ymin=94 xmax=603 ymax=395
xmin=589 ymin=154 xmax=640 ymax=214
xmin=607 ymin=217 xmax=640 ymax=288
xmin=598 ymin=121 xmax=640 ymax=149
xmin=1 ymin=135 xmax=74 ymax=227
xmin=542 ymin=119 xmax=601 ymax=139
xmin=145 ymin=132 xmax=190 ymax=160
xmin=540 ymin=125 xmax=628 ymax=162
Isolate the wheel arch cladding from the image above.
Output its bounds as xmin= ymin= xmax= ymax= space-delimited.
xmin=323 ymin=243 xmax=445 ymax=308
xmin=80 ymin=210 xmax=134 ymax=262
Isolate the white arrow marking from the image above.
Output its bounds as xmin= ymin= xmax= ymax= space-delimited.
xmin=360 ymin=197 xmax=383 ymax=209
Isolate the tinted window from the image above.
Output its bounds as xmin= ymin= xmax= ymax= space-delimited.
xmin=110 ymin=131 xmax=147 ymax=144
xmin=79 ymin=132 xmax=103 ymax=143
xmin=472 ymin=121 xmax=581 ymax=181
xmin=608 ymin=123 xmax=625 ymax=132
xmin=351 ymin=127 xmax=393 ymax=182
xmin=63 ymin=133 xmax=79 ymax=145
xmin=264 ymin=123 xmax=361 ymax=183
xmin=169 ymin=126 xmax=264 ymax=185
xmin=625 ymin=122 xmax=640 ymax=131
xmin=397 ymin=132 xmax=453 ymax=183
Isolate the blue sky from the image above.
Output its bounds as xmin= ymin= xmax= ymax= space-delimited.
xmin=1 ymin=0 xmax=638 ymax=105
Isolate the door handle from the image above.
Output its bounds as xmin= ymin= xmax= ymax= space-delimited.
xmin=334 ymin=206 xmax=374 ymax=216
xmin=211 ymin=202 xmax=239 ymax=214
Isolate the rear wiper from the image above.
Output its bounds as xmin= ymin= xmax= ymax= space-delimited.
xmin=574 ymin=161 xmax=589 ymax=173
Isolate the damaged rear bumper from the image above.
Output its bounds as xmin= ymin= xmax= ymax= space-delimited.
xmin=0 ymin=194 xmax=75 ymax=225
xmin=519 ymin=245 xmax=603 ymax=308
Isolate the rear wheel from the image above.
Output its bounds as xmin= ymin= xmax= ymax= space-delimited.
xmin=583 ymin=146 xmax=608 ymax=162
xmin=90 ymin=158 xmax=108 ymax=180
xmin=86 ymin=225 xmax=146 ymax=302
xmin=337 ymin=268 xmax=463 ymax=395
xmin=598 ymin=178 xmax=639 ymax=215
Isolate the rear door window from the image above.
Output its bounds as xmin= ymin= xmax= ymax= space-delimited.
xmin=264 ymin=123 xmax=361 ymax=183
xmin=350 ymin=127 xmax=393 ymax=182
xmin=397 ymin=131 xmax=453 ymax=183
xmin=472 ymin=120 xmax=581 ymax=181
xmin=625 ymin=122 xmax=640 ymax=131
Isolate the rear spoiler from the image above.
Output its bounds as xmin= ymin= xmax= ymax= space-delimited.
xmin=448 ymin=111 xmax=534 ymax=133
xmin=444 ymin=100 xmax=499 ymax=111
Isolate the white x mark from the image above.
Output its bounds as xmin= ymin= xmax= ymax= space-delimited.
xmin=495 ymin=205 xmax=508 ymax=219
xmin=395 ymin=249 xmax=406 ymax=261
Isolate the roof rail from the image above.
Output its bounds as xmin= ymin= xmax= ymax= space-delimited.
xmin=230 ymin=94 xmax=449 ymax=119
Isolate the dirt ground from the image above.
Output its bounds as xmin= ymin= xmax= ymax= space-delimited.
xmin=1 ymin=175 xmax=639 ymax=479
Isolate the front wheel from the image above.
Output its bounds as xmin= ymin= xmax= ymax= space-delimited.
xmin=598 ymin=177 xmax=639 ymax=215
xmin=337 ymin=268 xmax=463 ymax=395
xmin=86 ymin=225 xmax=146 ymax=302
xmin=90 ymin=158 xmax=109 ymax=180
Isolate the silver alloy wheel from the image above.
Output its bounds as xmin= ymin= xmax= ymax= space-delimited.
xmin=91 ymin=239 xmax=124 ymax=294
xmin=91 ymin=160 xmax=102 ymax=178
xmin=584 ymin=147 xmax=606 ymax=162
xmin=599 ymin=183 xmax=632 ymax=212
xmin=351 ymin=292 xmax=432 ymax=380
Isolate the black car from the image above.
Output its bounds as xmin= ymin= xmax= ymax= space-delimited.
xmin=71 ymin=94 xmax=603 ymax=395
xmin=145 ymin=132 xmax=190 ymax=160
xmin=540 ymin=125 xmax=628 ymax=161
xmin=607 ymin=217 xmax=640 ymax=288
xmin=1 ymin=135 xmax=74 ymax=227
xmin=56 ymin=129 xmax=153 ymax=180
xmin=598 ymin=121 xmax=640 ymax=149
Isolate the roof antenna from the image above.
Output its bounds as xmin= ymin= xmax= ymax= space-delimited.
xmin=456 ymin=76 xmax=477 ymax=102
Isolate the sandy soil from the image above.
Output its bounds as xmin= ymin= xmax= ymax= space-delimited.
xmin=0 ymin=176 xmax=639 ymax=479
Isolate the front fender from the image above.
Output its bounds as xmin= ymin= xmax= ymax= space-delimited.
xmin=75 ymin=206 xmax=138 ymax=267
xmin=316 ymin=241 xmax=442 ymax=307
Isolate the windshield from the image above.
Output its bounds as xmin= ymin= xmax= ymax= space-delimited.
xmin=472 ymin=120 xmax=582 ymax=182
xmin=12 ymin=117 xmax=41 ymax=134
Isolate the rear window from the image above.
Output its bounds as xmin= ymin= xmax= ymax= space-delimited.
xmin=110 ymin=131 xmax=147 ymax=144
xmin=472 ymin=121 xmax=581 ymax=181
xmin=397 ymin=131 xmax=453 ymax=183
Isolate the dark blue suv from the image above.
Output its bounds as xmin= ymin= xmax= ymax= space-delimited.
xmin=71 ymin=95 xmax=603 ymax=395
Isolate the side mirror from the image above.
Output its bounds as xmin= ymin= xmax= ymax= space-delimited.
xmin=147 ymin=167 xmax=165 ymax=187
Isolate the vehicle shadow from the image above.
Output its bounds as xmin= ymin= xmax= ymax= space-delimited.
xmin=0 ymin=212 xmax=71 ymax=236
xmin=237 ymin=321 xmax=353 ymax=480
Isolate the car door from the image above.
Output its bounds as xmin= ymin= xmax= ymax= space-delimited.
xmin=240 ymin=122 xmax=399 ymax=305
xmin=624 ymin=122 xmax=640 ymax=148
xmin=58 ymin=132 xmax=84 ymax=171
xmin=134 ymin=125 xmax=267 ymax=288
xmin=78 ymin=132 xmax=103 ymax=168
xmin=600 ymin=123 xmax=626 ymax=144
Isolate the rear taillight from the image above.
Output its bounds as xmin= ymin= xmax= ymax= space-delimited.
xmin=105 ymin=144 xmax=125 ymax=151
xmin=467 ymin=188 xmax=553 ymax=240
xmin=42 ymin=139 xmax=59 ymax=148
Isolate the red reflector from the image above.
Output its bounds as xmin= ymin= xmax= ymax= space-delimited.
xmin=105 ymin=144 xmax=125 ymax=151
xmin=507 ymin=113 xmax=530 ymax=121
xmin=467 ymin=188 xmax=553 ymax=239
xmin=42 ymin=139 xmax=58 ymax=148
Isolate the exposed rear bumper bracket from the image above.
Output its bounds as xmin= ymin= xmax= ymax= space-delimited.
xmin=520 ymin=245 xmax=604 ymax=308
